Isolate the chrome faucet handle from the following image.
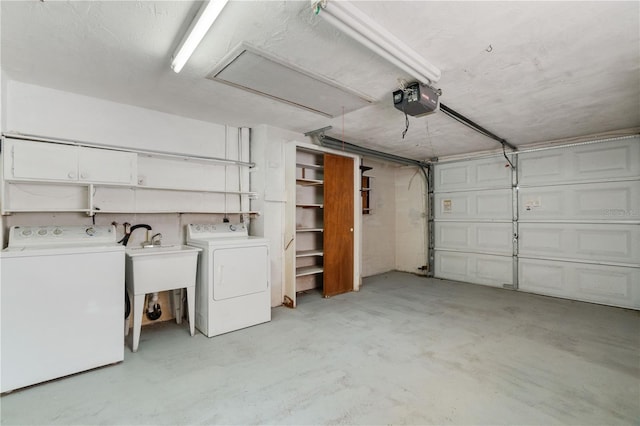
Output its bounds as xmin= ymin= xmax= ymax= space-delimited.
xmin=150 ymin=233 xmax=163 ymax=245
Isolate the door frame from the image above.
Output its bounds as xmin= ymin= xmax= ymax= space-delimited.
xmin=283 ymin=141 xmax=361 ymax=307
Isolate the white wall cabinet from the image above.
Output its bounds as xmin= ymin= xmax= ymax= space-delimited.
xmin=9 ymin=140 xmax=79 ymax=181
xmin=5 ymin=139 xmax=137 ymax=185
xmin=78 ymin=146 xmax=137 ymax=185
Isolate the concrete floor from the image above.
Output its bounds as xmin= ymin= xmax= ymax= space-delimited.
xmin=1 ymin=271 xmax=639 ymax=425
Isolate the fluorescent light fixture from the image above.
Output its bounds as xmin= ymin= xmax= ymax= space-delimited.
xmin=313 ymin=0 xmax=441 ymax=84
xmin=171 ymin=0 xmax=229 ymax=73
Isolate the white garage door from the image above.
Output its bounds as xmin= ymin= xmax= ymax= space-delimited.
xmin=433 ymin=156 xmax=515 ymax=288
xmin=517 ymin=137 xmax=640 ymax=309
xmin=434 ymin=136 xmax=640 ymax=309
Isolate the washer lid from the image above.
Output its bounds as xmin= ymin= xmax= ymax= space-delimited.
xmin=1 ymin=244 xmax=124 ymax=257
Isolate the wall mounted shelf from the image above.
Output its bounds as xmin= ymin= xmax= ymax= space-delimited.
xmin=1 ymin=135 xmax=255 ymax=216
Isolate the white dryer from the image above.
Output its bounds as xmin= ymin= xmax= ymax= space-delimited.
xmin=186 ymin=223 xmax=270 ymax=337
xmin=1 ymin=225 xmax=124 ymax=393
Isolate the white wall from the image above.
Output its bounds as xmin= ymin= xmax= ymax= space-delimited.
xmin=361 ymin=158 xmax=396 ymax=277
xmin=395 ymin=166 xmax=428 ymax=274
xmin=250 ymin=124 xmax=303 ymax=307
xmin=1 ymin=72 xmax=7 ymax=132
xmin=360 ymin=160 xmax=428 ymax=278
xmin=4 ymin=80 xmax=227 ymax=156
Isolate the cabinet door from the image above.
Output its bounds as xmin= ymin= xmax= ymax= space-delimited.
xmin=78 ymin=147 xmax=137 ymax=184
xmin=7 ymin=139 xmax=78 ymax=181
xmin=323 ymin=153 xmax=354 ymax=297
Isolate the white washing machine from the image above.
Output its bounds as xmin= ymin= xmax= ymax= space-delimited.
xmin=1 ymin=225 xmax=124 ymax=393
xmin=186 ymin=223 xmax=270 ymax=337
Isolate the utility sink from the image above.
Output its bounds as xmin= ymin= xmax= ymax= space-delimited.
xmin=125 ymin=245 xmax=201 ymax=293
xmin=125 ymin=245 xmax=202 ymax=352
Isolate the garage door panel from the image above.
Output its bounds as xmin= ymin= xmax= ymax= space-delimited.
xmin=519 ymin=223 xmax=640 ymax=265
xmin=434 ymin=138 xmax=639 ymax=310
xmin=578 ymin=268 xmax=630 ymax=299
xmin=519 ymin=181 xmax=640 ymax=221
xmin=519 ymin=258 xmax=640 ymax=309
xmin=435 ymin=251 xmax=512 ymax=287
xmin=435 ymin=157 xmax=511 ymax=191
xmin=519 ymin=153 xmax=563 ymax=183
xmin=435 ymin=222 xmax=512 ymax=255
xmin=519 ymin=138 xmax=640 ymax=185
xmin=519 ymin=260 xmax=566 ymax=293
xmin=435 ymin=189 xmax=512 ymax=220
xmin=575 ymin=145 xmax=636 ymax=176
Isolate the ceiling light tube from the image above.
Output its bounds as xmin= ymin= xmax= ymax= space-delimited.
xmin=315 ymin=0 xmax=441 ymax=84
xmin=327 ymin=1 xmax=439 ymax=82
xmin=319 ymin=13 xmax=432 ymax=84
xmin=171 ymin=0 xmax=229 ymax=73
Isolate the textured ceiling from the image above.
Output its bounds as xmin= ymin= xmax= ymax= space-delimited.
xmin=1 ymin=1 xmax=639 ymax=160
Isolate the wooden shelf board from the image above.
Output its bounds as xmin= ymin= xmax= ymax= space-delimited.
xmin=296 ymin=178 xmax=323 ymax=186
xmin=296 ymin=249 xmax=324 ymax=258
xmin=296 ymin=265 xmax=324 ymax=277
xmin=296 ymin=162 xmax=323 ymax=170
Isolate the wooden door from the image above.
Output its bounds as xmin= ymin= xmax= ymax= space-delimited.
xmin=323 ymin=153 xmax=354 ymax=297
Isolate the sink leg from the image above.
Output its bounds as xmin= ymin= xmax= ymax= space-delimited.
xmin=173 ymin=289 xmax=183 ymax=325
xmin=132 ymin=294 xmax=145 ymax=352
xmin=186 ymin=286 xmax=195 ymax=337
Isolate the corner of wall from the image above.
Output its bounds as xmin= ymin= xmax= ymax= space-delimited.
xmin=394 ymin=165 xmax=428 ymax=275
xmin=249 ymin=124 xmax=297 ymax=307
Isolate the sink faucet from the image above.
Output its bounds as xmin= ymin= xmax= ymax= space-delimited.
xmin=120 ymin=224 xmax=152 ymax=247
xmin=141 ymin=232 xmax=162 ymax=248
xmin=150 ymin=233 xmax=162 ymax=247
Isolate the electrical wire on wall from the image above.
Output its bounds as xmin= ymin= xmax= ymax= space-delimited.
xmin=402 ymin=106 xmax=410 ymax=139
xmin=398 ymin=79 xmax=410 ymax=139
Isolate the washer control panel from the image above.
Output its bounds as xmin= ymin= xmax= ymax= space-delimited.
xmin=187 ymin=223 xmax=248 ymax=240
xmin=7 ymin=225 xmax=116 ymax=249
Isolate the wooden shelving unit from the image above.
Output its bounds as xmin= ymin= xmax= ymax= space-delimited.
xmin=294 ymin=151 xmax=325 ymax=291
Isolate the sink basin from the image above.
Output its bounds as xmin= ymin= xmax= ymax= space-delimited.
xmin=125 ymin=244 xmax=202 ymax=352
xmin=126 ymin=244 xmax=201 ymax=257
xmin=125 ymin=245 xmax=201 ymax=293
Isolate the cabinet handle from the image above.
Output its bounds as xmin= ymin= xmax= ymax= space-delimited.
xmin=80 ymin=172 xmax=88 ymax=179
xmin=68 ymin=172 xmax=76 ymax=179
xmin=350 ymin=228 xmax=354 ymax=232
